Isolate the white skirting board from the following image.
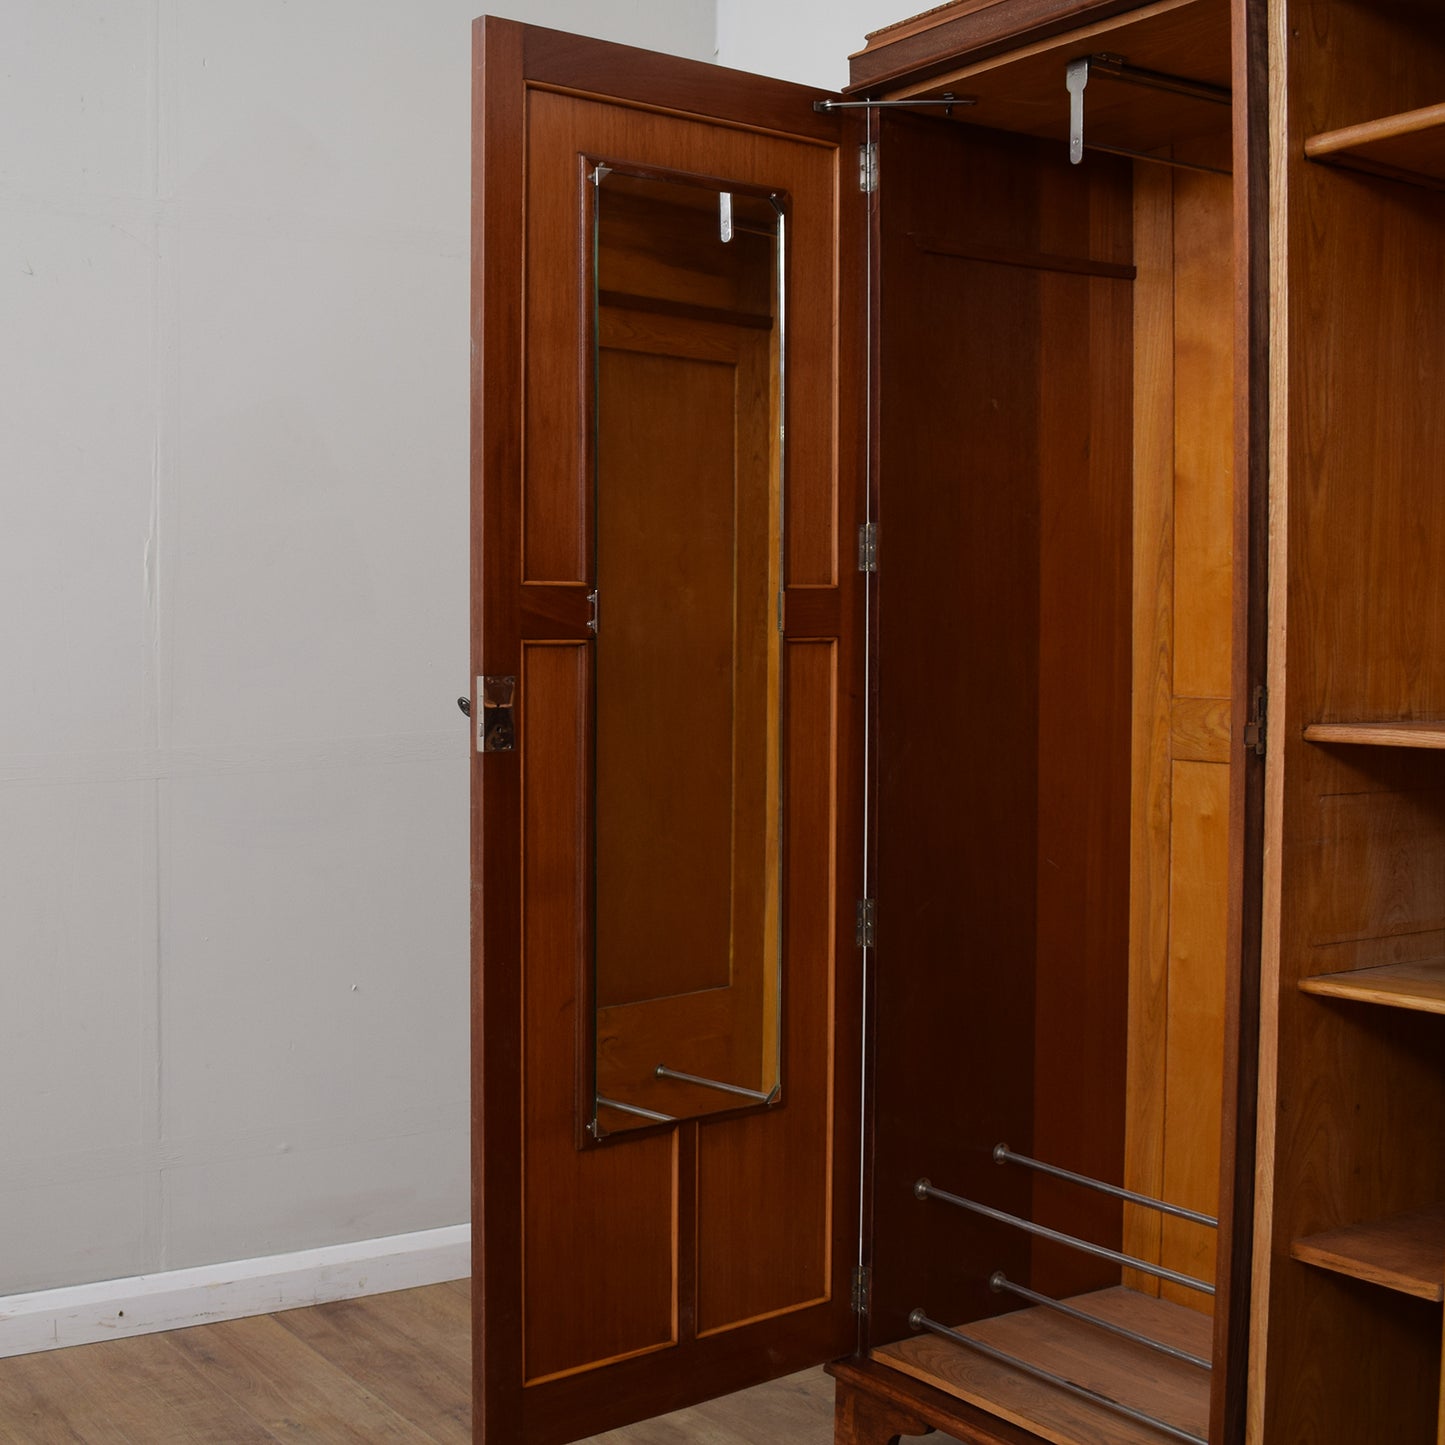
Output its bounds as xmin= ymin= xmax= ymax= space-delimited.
xmin=0 ymin=1224 xmax=470 ymax=1359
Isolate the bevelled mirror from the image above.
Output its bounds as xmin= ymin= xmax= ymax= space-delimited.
xmin=587 ymin=167 xmax=785 ymax=1137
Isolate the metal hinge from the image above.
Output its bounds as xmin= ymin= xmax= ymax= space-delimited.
xmin=855 ymin=898 xmax=876 ymax=948
xmin=851 ymin=1265 xmax=872 ymax=1314
xmin=1243 ymin=684 xmax=1267 ymax=757
xmin=859 ymin=141 xmax=879 ymax=194
xmin=857 ymin=522 xmax=878 ymax=573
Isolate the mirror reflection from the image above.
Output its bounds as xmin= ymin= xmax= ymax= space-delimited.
xmin=590 ymin=169 xmax=785 ymax=1136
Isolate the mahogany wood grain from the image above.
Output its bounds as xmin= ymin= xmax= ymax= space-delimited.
xmin=866 ymin=109 xmax=1133 ymax=1349
xmin=1208 ymin=3 xmax=1270 ymax=1438
xmin=1291 ymin=1203 xmax=1445 ymax=1302
xmin=473 ymin=22 xmax=865 ymax=1441
xmin=830 ymin=1359 xmax=1052 ymax=1445
xmin=1251 ymin=2 xmax=1445 ymax=1434
xmin=873 ymin=1289 xmax=1211 ymax=1445
xmin=848 ymin=0 xmax=1174 ymax=93
xmin=875 ymin=0 xmax=1233 ymax=160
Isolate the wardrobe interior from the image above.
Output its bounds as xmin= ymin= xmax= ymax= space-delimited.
xmin=858 ymin=3 xmax=1240 ymax=1441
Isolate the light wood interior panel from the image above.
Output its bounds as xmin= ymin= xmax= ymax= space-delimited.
xmin=522 ymin=642 xmax=678 ymax=1383
xmin=1158 ymin=759 xmax=1227 ymax=1306
xmin=1124 ymin=151 xmax=1234 ymax=1314
xmin=695 ymin=641 xmax=838 ymax=1334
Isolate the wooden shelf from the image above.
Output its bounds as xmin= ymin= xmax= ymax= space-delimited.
xmin=1299 ymin=958 xmax=1445 ymax=1017
xmin=1303 ymin=720 xmax=1445 ymax=749
xmin=1292 ymin=1204 xmax=1445 ymax=1302
xmin=1305 ymin=103 xmax=1445 ymax=190
xmin=873 ymin=1287 xmax=1210 ymax=1445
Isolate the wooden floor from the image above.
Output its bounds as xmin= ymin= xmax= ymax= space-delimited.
xmin=0 ymin=1281 xmax=901 ymax=1444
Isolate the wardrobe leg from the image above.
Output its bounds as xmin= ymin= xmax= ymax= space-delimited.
xmin=833 ymin=1378 xmax=936 ymax=1445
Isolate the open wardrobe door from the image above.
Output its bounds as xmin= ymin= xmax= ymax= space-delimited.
xmin=469 ymin=20 xmax=867 ymax=1444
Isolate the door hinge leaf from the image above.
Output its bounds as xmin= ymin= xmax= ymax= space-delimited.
xmin=851 ymin=1265 xmax=872 ymax=1314
xmin=855 ymin=897 xmax=876 ymax=949
xmin=857 ymin=522 xmax=878 ymax=573
xmin=859 ymin=141 xmax=879 ymax=194
xmin=1244 ymin=684 xmax=1267 ymax=757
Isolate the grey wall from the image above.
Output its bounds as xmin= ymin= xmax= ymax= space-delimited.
xmin=1 ymin=0 xmax=716 ymax=1296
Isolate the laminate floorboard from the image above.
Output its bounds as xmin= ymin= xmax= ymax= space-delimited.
xmin=1 ymin=1280 xmax=929 ymax=1444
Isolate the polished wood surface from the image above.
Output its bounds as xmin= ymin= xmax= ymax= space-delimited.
xmin=473 ymin=21 xmax=865 ymax=1441
xmin=1297 ymin=957 xmax=1445 ymax=1015
xmin=849 ymin=0 xmax=1168 ymax=92
xmin=1250 ymin=2 xmax=1445 ymax=1440
xmin=1290 ymin=1203 xmax=1445 ymax=1302
xmin=1306 ymin=101 xmax=1445 ymax=190
xmin=873 ymin=1288 xmax=1211 ymax=1445
xmin=866 ymin=107 xmax=1134 ymax=1351
xmin=880 ymin=0 xmax=1233 ymax=161
xmin=1304 ymin=720 xmax=1445 ymax=749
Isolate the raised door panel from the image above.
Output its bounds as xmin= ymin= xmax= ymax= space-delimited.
xmin=472 ymin=21 xmax=864 ymax=1444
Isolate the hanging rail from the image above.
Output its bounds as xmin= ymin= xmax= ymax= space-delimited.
xmin=907 ymin=1310 xmax=1207 ymax=1445
xmin=814 ymin=94 xmax=977 ymax=113
xmin=993 ymin=1143 xmax=1218 ymax=1228
xmin=988 ymin=1271 xmax=1211 ymax=1370
xmin=914 ymin=1179 xmax=1215 ymax=1296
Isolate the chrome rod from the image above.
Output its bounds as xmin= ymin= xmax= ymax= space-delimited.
xmin=595 ymin=1096 xmax=675 ymax=1123
xmin=989 ymin=1272 xmax=1212 ymax=1370
xmin=1086 ymin=142 xmax=1231 ymax=176
xmin=914 ymin=1179 xmax=1214 ymax=1297
xmin=908 ymin=1310 xmax=1206 ymax=1445
xmin=993 ymin=1144 xmax=1218 ymax=1228
xmin=1086 ymin=54 xmax=1231 ymax=107
xmin=654 ymin=1065 xmax=777 ymax=1103
xmin=814 ymin=95 xmax=977 ymax=112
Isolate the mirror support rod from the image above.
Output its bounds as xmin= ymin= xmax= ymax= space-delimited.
xmin=655 ymin=1065 xmax=778 ymax=1104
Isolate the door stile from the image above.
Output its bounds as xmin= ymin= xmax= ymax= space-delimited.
xmin=855 ymin=98 xmax=884 ymax=1363
xmin=472 ymin=17 xmax=527 ymax=1445
xmin=1209 ymin=1 xmax=1269 ymax=1441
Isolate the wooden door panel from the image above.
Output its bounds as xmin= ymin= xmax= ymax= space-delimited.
xmin=472 ymin=21 xmax=864 ymax=1443
xmin=696 ymin=640 xmax=839 ymax=1336
xmin=520 ymin=642 xmax=678 ymax=1385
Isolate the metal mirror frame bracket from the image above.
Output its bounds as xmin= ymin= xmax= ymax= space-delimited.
xmin=583 ymin=162 xmax=789 ymax=1143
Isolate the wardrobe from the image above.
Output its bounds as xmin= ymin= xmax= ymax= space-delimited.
xmin=468 ymin=3 xmax=1445 ymax=1441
